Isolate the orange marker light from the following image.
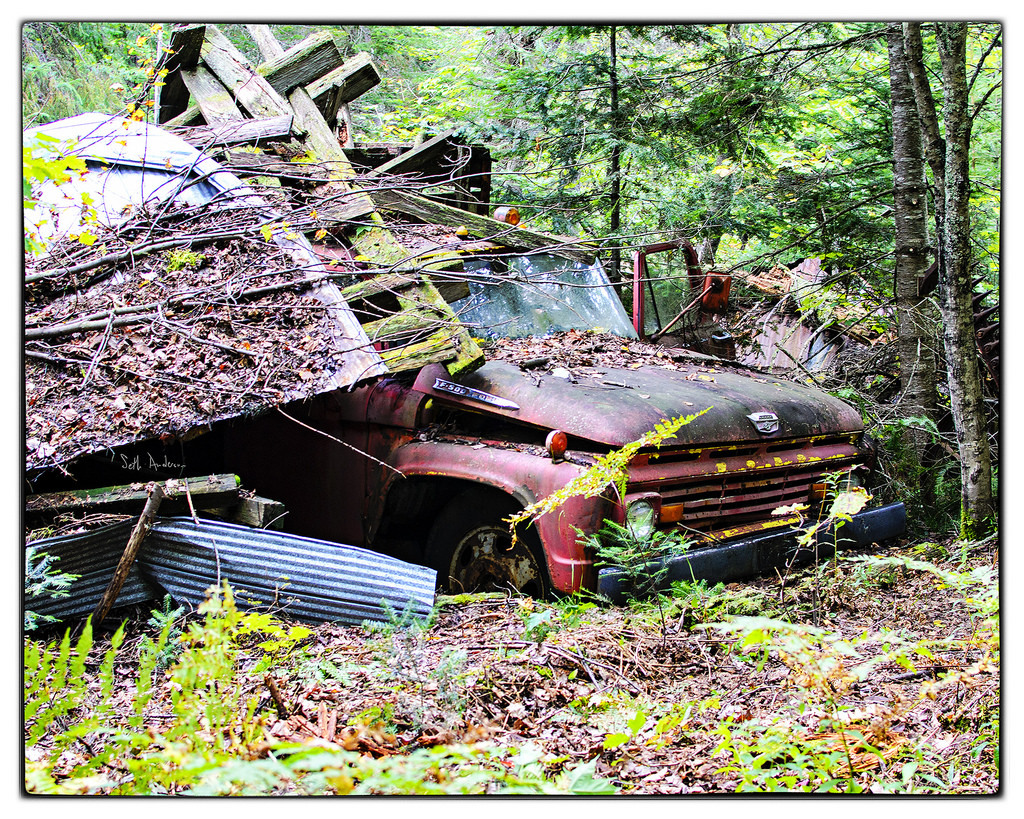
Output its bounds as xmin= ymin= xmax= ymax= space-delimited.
xmin=494 ymin=206 xmax=520 ymax=225
xmin=546 ymin=429 xmax=568 ymax=462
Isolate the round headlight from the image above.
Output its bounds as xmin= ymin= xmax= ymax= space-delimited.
xmin=626 ymin=499 xmax=657 ymax=540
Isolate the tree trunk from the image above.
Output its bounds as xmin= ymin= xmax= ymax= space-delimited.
xmin=903 ymin=23 xmax=947 ymax=276
xmin=886 ymin=24 xmax=940 ymax=501
xmin=935 ymin=23 xmax=994 ymax=535
xmin=608 ymin=25 xmax=622 ymax=284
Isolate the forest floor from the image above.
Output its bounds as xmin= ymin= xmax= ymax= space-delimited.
xmin=26 ymin=531 xmax=999 ymax=796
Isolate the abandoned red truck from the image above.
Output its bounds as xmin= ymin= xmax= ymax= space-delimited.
xmin=25 ymin=113 xmax=905 ymax=603
xmin=226 ymin=250 xmax=906 ymax=600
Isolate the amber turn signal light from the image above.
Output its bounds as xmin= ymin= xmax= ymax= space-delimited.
xmin=494 ymin=206 xmax=520 ymax=225
xmin=546 ymin=429 xmax=568 ymax=462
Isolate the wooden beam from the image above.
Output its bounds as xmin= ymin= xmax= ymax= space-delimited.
xmin=164 ymin=102 xmax=205 ymax=128
xmin=247 ymin=27 xmax=483 ymax=376
xmin=155 ymin=24 xmax=207 ymax=123
xmin=245 ymin=24 xmax=285 ymax=60
xmin=341 ymin=270 xmax=470 ymax=306
xmin=91 ymin=482 xmax=165 ymax=626
xmin=162 ymin=24 xmax=207 ymax=72
xmin=306 ymin=52 xmax=381 ymax=123
xmin=181 ymin=65 xmax=245 ymax=124
xmin=258 ymin=30 xmax=346 ymax=96
xmin=366 ymin=131 xmax=462 ymax=178
xmin=170 ymin=115 xmax=297 ymax=149
xmin=201 ymin=25 xmax=291 ymax=120
xmin=371 ymin=188 xmax=597 ymax=264
xmin=26 ymin=474 xmax=242 ymax=517
xmin=209 ymin=495 xmax=287 ymax=530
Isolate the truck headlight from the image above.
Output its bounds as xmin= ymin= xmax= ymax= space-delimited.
xmin=625 ymin=498 xmax=658 ymax=540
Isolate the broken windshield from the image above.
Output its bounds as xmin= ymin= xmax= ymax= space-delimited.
xmin=451 ymin=254 xmax=638 ymax=340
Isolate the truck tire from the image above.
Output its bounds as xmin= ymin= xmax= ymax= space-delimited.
xmin=426 ymin=489 xmax=551 ymax=598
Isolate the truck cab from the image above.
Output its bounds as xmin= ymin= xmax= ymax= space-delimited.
xmin=227 ymin=250 xmax=905 ymax=598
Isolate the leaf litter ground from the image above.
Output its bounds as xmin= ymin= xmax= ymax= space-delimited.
xmin=27 ymin=534 xmax=999 ymax=795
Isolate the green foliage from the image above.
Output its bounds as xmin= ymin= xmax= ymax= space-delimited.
xmin=586 ymin=520 xmax=692 ymax=601
xmin=665 ymin=578 xmax=771 ymax=627
xmin=140 ymin=595 xmax=186 ymax=670
xmin=521 ymin=607 xmax=556 ymax=645
xmin=23 ymin=545 xmax=80 ymax=632
xmin=21 ymin=22 xmax=165 ymax=127
xmin=22 ymin=132 xmax=96 ymax=256
xmin=25 ymin=583 xmax=618 ymax=795
xmin=703 ymin=546 xmax=999 ymax=793
xmin=163 ymin=249 xmax=206 ymax=272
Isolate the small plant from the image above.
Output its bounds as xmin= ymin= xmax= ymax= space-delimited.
xmin=140 ymin=594 xmax=187 ymax=669
xmin=666 ymin=578 xmax=770 ymax=628
xmin=580 ymin=520 xmax=691 ymax=642
xmin=163 ymin=248 xmax=206 ymax=272
xmin=519 ymin=600 xmax=558 ymax=644
xmin=553 ymin=593 xmax=599 ymax=628
xmin=24 ymin=544 xmax=79 ymax=632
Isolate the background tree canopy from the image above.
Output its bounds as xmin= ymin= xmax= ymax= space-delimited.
xmin=22 ymin=22 xmax=1001 ymax=281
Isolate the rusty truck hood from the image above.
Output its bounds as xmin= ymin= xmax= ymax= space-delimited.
xmin=413 ymin=360 xmax=862 ymax=447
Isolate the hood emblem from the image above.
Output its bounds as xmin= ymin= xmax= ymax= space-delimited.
xmin=747 ymin=411 xmax=780 ymax=434
xmin=433 ymin=377 xmax=520 ymax=411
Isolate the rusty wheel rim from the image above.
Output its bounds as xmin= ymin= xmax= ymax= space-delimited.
xmin=446 ymin=523 xmax=545 ymax=597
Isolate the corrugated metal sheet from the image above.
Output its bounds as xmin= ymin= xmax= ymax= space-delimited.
xmin=25 ymin=521 xmax=158 ymax=622
xmin=25 ymin=518 xmax=436 ymax=628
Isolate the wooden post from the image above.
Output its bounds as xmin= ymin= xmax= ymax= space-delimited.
xmin=90 ymin=483 xmax=165 ymax=627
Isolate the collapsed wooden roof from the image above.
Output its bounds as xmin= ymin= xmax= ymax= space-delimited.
xmin=23 ymin=23 xmax=596 ymax=474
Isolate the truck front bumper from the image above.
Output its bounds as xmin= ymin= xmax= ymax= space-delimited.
xmin=597 ymin=502 xmax=907 ymax=603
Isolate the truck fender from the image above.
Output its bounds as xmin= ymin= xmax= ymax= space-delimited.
xmin=384 ymin=440 xmax=610 ymax=593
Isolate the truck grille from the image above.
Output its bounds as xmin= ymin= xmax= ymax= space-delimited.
xmin=626 ymin=434 xmax=864 ymax=535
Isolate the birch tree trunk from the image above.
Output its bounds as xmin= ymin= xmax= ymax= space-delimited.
xmin=903 ymin=22 xmax=994 ymax=535
xmin=608 ymin=26 xmax=623 ymax=283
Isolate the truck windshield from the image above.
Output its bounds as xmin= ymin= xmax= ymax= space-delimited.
xmin=451 ymin=254 xmax=638 ymax=340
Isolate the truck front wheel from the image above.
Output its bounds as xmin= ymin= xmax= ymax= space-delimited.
xmin=426 ymin=490 xmax=550 ymax=598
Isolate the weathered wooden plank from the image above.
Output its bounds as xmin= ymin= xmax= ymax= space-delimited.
xmin=164 ymin=102 xmax=205 ymax=128
xmin=372 ymin=188 xmax=597 ymax=264
xmin=163 ymin=24 xmax=207 ymax=72
xmin=378 ymin=331 xmax=461 ymax=373
xmin=181 ymin=65 xmax=245 ymax=124
xmin=245 ymin=24 xmax=285 ymax=60
xmin=91 ymin=482 xmax=165 ymax=626
xmin=209 ymin=495 xmax=287 ymax=530
xmin=170 ymin=115 xmax=296 ymax=149
xmin=259 ymin=30 xmax=346 ymax=95
xmin=155 ymin=24 xmax=207 ymax=123
xmin=247 ymin=27 xmax=482 ymax=376
xmin=366 ymin=131 xmax=462 ymax=178
xmin=307 ymin=52 xmax=381 ymax=123
xmin=26 ymin=474 xmax=241 ymax=517
xmin=362 ymin=307 xmax=448 ymax=341
xmin=341 ymin=271 xmax=470 ymax=306
xmin=201 ymin=25 xmax=291 ymax=120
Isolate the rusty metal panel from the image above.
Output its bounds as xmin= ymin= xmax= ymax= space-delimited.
xmin=412 ymin=360 xmax=864 ymax=449
xmin=25 ymin=518 xmax=435 ymax=628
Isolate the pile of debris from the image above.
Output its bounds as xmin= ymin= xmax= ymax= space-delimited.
xmin=25 ymin=23 xmax=588 ymax=626
xmin=24 ymin=23 xmax=595 ymax=479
